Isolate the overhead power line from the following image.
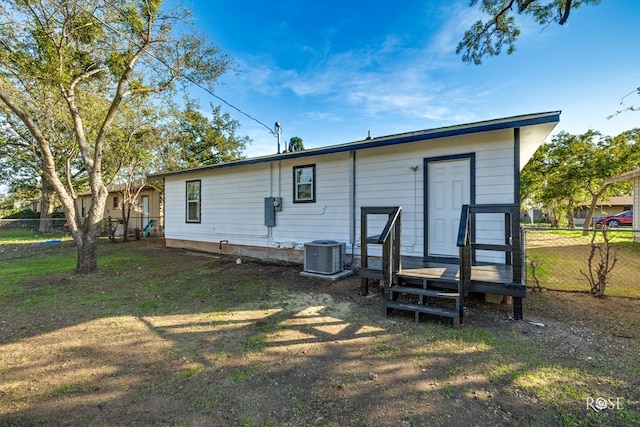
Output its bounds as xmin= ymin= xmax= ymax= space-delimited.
xmin=74 ymin=0 xmax=278 ymax=137
xmin=184 ymin=76 xmax=276 ymax=136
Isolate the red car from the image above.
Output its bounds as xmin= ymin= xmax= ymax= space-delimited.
xmin=595 ymin=210 xmax=633 ymax=228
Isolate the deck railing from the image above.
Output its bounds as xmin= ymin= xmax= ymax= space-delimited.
xmin=360 ymin=206 xmax=402 ymax=295
xmin=457 ymin=203 xmax=523 ymax=318
xmin=457 ymin=205 xmax=472 ymax=294
xmin=457 ymin=204 xmax=522 ymax=286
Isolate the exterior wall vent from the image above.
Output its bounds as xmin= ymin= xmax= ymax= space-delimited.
xmin=304 ymin=240 xmax=346 ymax=274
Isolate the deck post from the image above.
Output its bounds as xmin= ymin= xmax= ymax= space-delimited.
xmin=382 ymin=238 xmax=391 ymax=287
xmin=511 ymin=207 xmax=522 ymax=285
xmin=504 ymin=213 xmax=512 ymax=265
xmin=393 ymin=214 xmax=401 ymax=285
xmin=359 ymin=206 xmax=402 ymax=295
xmin=360 ymin=277 xmax=369 ymax=296
xmin=360 ymin=207 xmax=369 ymax=295
xmin=513 ymin=297 xmax=523 ymax=320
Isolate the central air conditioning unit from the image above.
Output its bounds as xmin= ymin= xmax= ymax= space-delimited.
xmin=304 ymin=240 xmax=346 ymax=275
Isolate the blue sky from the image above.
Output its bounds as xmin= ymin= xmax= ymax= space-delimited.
xmin=185 ymin=0 xmax=640 ymax=157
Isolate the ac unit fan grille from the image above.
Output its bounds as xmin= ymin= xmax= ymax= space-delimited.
xmin=304 ymin=241 xmax=345 ymax=274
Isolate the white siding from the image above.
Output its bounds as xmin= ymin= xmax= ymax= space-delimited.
xmin=165 ymin=154 xmax=353 ymax=250
xmin=165 ymin=164 xmax=271 ymax=246
xmin=163 ymin=128 xmax=520 ymax=264
xmin=272 ymin=154 xmax=351 ymax=244
xmin=353 ymin=131 xmax=515 ymax=260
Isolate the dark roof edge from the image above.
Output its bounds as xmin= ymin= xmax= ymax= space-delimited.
xmin=150 ymin=110 xmax=561 ymax=179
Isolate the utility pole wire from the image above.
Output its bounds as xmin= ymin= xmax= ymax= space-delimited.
xmin=182 ymin=75 xmax=277 ymax=136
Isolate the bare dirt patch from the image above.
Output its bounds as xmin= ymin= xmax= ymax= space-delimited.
xmin=1 ymin=239 xmax=638 ymax=426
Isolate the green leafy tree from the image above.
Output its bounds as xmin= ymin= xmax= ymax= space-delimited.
xmin=458 ymin=0 xmax=601 ymax=65
xmin=521 ymin=139 xmax=584 ymax=227
xmin=103 ymin=100 xmax=162 ymax=242
xmin=459 ymin=1 xmax=640 ymax=123
xmin=287 ymin=136 xmax=305 ymax=152
xmin=522 ymin=130 xmax=640 ymax=231
xmin=158 ymin=101 xmax=249 ymax=171
xmin=0 ymin=0 xmax=230 ymax=273
xmin=0 ymin=104 xmax=79 ymax=232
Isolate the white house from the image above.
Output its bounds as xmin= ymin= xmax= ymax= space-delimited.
xmin=152 ymin=111 xmax=561 ymax=324
xmin=76 ymin=181 xmax=162 ymax=237
xmin=151 ymin=111 xmax=559 ymax=265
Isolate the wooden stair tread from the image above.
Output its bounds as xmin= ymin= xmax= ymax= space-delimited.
xmin=397 ymin=268 xmax=459 ymax=283
xmin=389 ymin=286 xmax=460 ymax=299
xmin=386 ymin=301 xmax=459 ymax=318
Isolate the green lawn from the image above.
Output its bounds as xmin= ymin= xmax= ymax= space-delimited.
xmin=0 ymin=228 xmax=72 ymax=244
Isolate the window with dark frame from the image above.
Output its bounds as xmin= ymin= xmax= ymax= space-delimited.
xmin=113 ymin=196 xmax=119 ymax=209
xmin=186 ymin=180 xmax=201 ymax=223
xmin=293 ymin=164 xmax=315 ymax=203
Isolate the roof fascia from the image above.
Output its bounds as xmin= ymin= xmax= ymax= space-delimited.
xmin=150 ymin=111 xmax=561 ymax=179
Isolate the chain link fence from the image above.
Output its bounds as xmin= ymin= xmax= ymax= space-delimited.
xmin=103 ymin=216 xmax=162 ymax=238
xmin=0 ymin=216 xmax=162 ymax=237
xmin=0 ymin=218 xmax=67 ymax=231
xmin=522 ymin=227 xmax=640 ymax=297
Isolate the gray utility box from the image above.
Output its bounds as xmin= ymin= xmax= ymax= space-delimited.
xmin=264 ymin=197 xmax=282 ymax=226
xmin=304 ymin=240 xmax=346 ymax=275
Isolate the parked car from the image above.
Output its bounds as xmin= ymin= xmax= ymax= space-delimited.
xmin=595 ymin=210 xmax=633 ymax=228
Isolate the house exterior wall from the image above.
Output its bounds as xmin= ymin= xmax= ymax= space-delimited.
xmin=76 ymin=188 xmax=162 ymax=236
xmin=164 ymin=128 xmax=518 ymax=264
xmin=165 ymin=154 xmax=352 ymax=253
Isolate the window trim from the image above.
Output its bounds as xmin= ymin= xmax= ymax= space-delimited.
xmin=293 ymin=164 xmax=316 ymax=203
xmin=185 ymin=180 xmax=201 ymax=223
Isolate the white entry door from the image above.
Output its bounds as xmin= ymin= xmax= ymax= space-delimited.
xmin=428 ymin=158 xmax=471 ymax=257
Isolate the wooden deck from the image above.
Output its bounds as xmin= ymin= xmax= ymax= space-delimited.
xmin=359 ymin=204 xmax=524 ymax=325
xmin=366 ymin=256 xmax=525 ymax=297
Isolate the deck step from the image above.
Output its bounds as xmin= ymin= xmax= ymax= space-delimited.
xmin=389 ymin=285 xmax=460 ymax=299
xmin=397 ymin=268 xmax=459 ymax=284
xmin=385 ymin=301 xmax=460 ymax=328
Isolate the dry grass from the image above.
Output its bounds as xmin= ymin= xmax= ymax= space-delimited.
xmin=1 ymin=236 xmax=639 ymax=426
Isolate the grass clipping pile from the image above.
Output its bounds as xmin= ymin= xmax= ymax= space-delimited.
xmin=0 ymin=239 xmax=638 ymax=426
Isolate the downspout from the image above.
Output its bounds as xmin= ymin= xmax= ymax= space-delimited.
xmin=161 ymin=177 xmax=165 ymax=236
xmin=278 ymin=160 xmax=282 ymax=198
xmin=514 ymin=127 xmax=521 ymax=205
xmin=349 ymin=150 xmax=356 ymax=265
xmin=514 ymin=127 xmax=523 ymax=287
xmin=270 ymin=162 xmax=274 ymax=197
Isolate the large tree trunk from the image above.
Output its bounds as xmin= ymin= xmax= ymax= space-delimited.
xmin=72 ymin=186 xmax=108 ymax=273
xmin=549 ymin=200 xmax=559 ymax=227
xmin=583 ymin=184 xmax=610 ymax=235
xmin=59 ymin=180 xmax=108 ymax=274
xmin=567 ymin=200 xmax=575 ymax=229
xmin=38 ymin=178 xmax=55 ymax=233
xmin=121 ymin=198 xmax=131 ymax=243
xmin=75 ymin=224 xmax=101 ymax=274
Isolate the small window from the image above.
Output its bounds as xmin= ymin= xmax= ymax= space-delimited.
xmin=293 ymin=165 xmax=315 ymax=203
xmin=186 ymin=180 xmax=201 ymax=223
xmin=113 ymin=196 xmax=119 ymax=209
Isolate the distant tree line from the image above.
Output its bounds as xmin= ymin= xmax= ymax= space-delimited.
xmin=521 ymin=130 xmax=640 ymax=230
